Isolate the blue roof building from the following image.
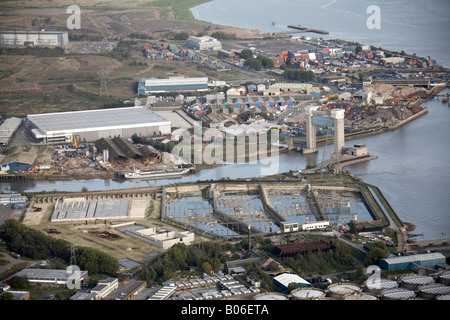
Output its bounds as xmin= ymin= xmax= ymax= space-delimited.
xmin=138 ymin=77 xmax=208 ymax=94
xmin=380 ymin=253 xmax=446 ymax=271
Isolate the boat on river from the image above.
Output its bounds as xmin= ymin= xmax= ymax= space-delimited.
xmin=124 ymin=167 xmax=190 ymax=179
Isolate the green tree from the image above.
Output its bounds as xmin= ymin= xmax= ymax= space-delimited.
xmin=364 ymin=247 xmax=387 ymax=266
xmin=10 ymin=276 xmax=30 ymax=290
xmin=240 ymin=49 xmax=253 ymax=59
xmin=0 ymin=292 xmax=13 ymax=300
xmin=244 ymin=57 xmax=262 ymax=71
xmin=173 ymin=31 xmax=190 ymax=40
xmin=349 ymin=220 xmax=358 ymax=236
xmin=202 ymin=261 xmax=213 ymax=274
xmin=256 ymin=55 xmax=274 ymax=69
xmin=131 ymin=134 xmax=143 ymax=144
xmin=287 ymin=282 xmax=298 ymax=293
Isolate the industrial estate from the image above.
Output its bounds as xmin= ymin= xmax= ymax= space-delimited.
xmin=0 ymin=0 xmax=449 ymax=304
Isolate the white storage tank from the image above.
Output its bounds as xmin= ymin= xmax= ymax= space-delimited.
xmin=343 ymin=292 xmax=378 ymax=300
xmin=291 ymin=288 xmax=326 ymax=300
xmin=254 ymin=292 xmax=289 ymax=300
xmin=327 ymin=283 xmax=361 ymax=300
xmin=380 ymin=288 xmax=415 ymax=300
xmin=364 ymin=279 xmax=398 ymax=294
xmin=418 ymin=284 xmax=450 ymax=300
xmin=438 ymin=270 xmax=450 ymax=286
xmin=400 ymin=275 xmax=434 ymax=290
xmin=437 ymin=294 xmax=450 ymax=300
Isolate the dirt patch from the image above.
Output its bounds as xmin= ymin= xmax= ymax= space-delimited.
xmin=403 ymin=222 xmax=415 ymax=232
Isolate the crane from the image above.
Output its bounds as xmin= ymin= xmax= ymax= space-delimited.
xmin=73 ymin=134 xmax=79 ymax=149
xmin=144 ymin=154 xmax=162 ymax=171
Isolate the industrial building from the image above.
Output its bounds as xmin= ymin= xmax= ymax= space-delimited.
xmin=90 ymin=278 xmax=118 ymax=299
xmin=0 ymin=30 xmax=69 ymax=46
xmin=273 ymin=273 xmax=311 ymax=292
xmin=0 ymin=117 xmax=22 ymax=146
xmin=137 ymin=76 xmax=209 ymax=94
xmin=14 ymin=268 xmax=88 ymax=286
xmin=0 ymin=193 xmax=27 ymax=209
xmin=120 ymin=226 xmax=195 ymax=249
xmin=0 ymin=151 xmax=37 ymax=173
xmin=27 ymin=106 xmax=171 ymax=144
xmin=380 ymin=252 xmax=446 ymax=271
xmin=95 ymin=136 xmax=160 ymax=162
xmin=186 ymin=36 xmax=222 ymax=51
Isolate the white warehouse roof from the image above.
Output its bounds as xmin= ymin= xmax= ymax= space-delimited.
xmin=383 ymin=252 xmax=445 ymax=265
xmin=274 ymin=273 xmax=310 ymax=288
xmin=27 ymin=106 xmax=171 ymax=135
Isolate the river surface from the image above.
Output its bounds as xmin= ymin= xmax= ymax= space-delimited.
xmin=2 ymin=0 xmax=449 ymax=241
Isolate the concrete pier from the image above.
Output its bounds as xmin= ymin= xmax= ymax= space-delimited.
xmin=287 ymin=25 xmax=329 ymax=35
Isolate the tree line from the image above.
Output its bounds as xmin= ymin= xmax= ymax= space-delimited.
xmin=240 ymin=49 xmax=274 ymax=71
xmin=0 ymin=219 xmax=119 ymax=276
xmin=282 ymin=68 xmax=316 ymax=82
xmin=139 ymin=241 xmax=240 ymax=284
xmin=0 ymin=46 xmax=64 ymax=57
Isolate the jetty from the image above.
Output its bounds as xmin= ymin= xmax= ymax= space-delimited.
xmin=287 ymin=25 xmax=329 ymax=35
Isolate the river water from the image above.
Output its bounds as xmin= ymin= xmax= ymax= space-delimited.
xmin=2 ymin=0 xmax=449 ymax=241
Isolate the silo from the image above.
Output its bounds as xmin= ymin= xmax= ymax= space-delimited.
xmin=364 ymin=279 xmax=398 ymax=295
xmin=343 ymin=292 xmax=378 ymax=300
xmin=380 ymin=288 xmax=415 ymax=300
xmin=438 ymin=270 xmax=450 ymax=286
xmin=291 ymin=288 xmax=326 ymax=300
xmin=326 ymin=283 xmax=361 ymax=300
xmin=400 ymin=275 xmax=434 ymax=290
xmin=418 ymin=284 xmax=450 ymax=300
xmin=254 ymin=292 xmax=289 ymax=300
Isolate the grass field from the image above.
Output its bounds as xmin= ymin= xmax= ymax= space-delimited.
xmin=0 ymin=0 xmax=260 ymax=118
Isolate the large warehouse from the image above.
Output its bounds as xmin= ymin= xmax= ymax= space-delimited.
xmin=380 ymin=253 xmax=446 ymax=271
xmin=28 ymin=106 xmax=171 ymax=144
xmin=0 ymin=30 xmax=69 ymax=46
xmin=137 ymin=76 xmax=208 ymax=94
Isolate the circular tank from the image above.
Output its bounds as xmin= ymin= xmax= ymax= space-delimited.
xmin=254 ymin=292 xmax=289 ymax=300
xmin=291 ymin=288 xmax=326 ymax=300
xmin=343 ymin=292 xmax=378 ymax=300
xmin=381 ymin=288 xmax=415 ymax=300
xmin=400 ymin=275 xmax=434 ymax=290
xmin=418 ymin=284 xmax=450 ymax=300
xmin=327 ymin=283 xmax=361 ymax=299
xmin=437 ymin=294 xmax=450 ymax=300
xmin=364 ymin=279 xmax=398 ymax=294
xmin=438 ymin=270 xmax=450 ymax=286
